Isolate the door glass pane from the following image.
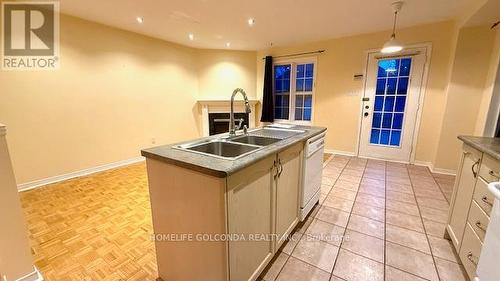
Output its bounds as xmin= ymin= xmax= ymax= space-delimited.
xmin=369 ymin=58 xmax=412 ymax=146
xmin=274 ymin=64 xmax=291 ymax=119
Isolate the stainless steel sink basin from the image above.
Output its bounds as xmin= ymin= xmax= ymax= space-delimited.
xmin=173 ymin=126 xmax=307 ymax=160
xmin=175 ymin=140 xmax=260 ymax=159
xmin=230 ymin=135 xmax=282 ymax=146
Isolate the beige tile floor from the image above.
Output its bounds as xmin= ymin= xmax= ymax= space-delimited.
xmin=259 ymin=155 xmax=468 ymax=281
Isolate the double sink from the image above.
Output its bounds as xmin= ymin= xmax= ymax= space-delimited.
xmin=173 ymin=127 xmax=305 ymax=160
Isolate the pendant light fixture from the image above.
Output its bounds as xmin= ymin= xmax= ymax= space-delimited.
xmin=381 ymin=1 xmax=404 ymax=54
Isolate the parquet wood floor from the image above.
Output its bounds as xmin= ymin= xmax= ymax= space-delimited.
xmin=20 ymin=163 xmax=158 ymax=281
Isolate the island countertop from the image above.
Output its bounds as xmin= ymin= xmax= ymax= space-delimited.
xmin=458 ymin=135 xmax=500 ymax=161
xmin=141 ymin=125 xmax=327 ymax=178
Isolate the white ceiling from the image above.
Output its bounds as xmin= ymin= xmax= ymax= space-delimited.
xmin=60 ymin=0 xmax=474 ymax=50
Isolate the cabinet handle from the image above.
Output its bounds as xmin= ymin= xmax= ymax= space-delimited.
xmin=472 ymin=160 xmax=480 ymax=178
xmin=273 ymin=160 xmax=279 ymax=179
xmin=489 ymin=170 xmax=500 ymax=178
xmin=277 ymin=159 xmax=283 ymax=178
xmin=466 ymin=252 xmax=478 ymax=266
xmin=475 ymin=221 xmax=487 ymax=232
xmin=482 ymin=196 xmax=493 ymax=207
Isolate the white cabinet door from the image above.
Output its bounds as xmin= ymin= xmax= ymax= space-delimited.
xmin=448 ymin=145 xmax=482 ymax=248
xmin=275 ymin=144 xmax=302 ymax=248
xmin=227 ymin=156 xmax=275 ymax=281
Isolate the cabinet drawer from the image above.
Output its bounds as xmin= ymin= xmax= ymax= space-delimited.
xmin=459 ymin=224 xmax=483 ymax=280
xmin=467 ymin=200 xmax=490 ymax=241
xmin=473 ymin=178 xmax=494 ymax=215
xmin=479 ymin=154 xmax=500 ymax=183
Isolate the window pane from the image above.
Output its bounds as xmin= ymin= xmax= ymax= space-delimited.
xmin=305 ymin=64 xmax=314 ymax=77
xmin=296 ymin=95 xmax=304 ymax=107
xmin=370 ymin=58 xmax=411 ymax=147
xmin=297 ymin=64 xmax=305 ymax=78
xmin=275 ymin=95 xmax=282 ymax=107
xmin=400 ymin=58 xmax=411 ymax=76
xmin=393 ymin=113 xmax=404 ymax=129
xmin=295 ymin=108 xmax=303 ymax=120
xmin=283 ymin=79 xmax=290 ymax=92
xmin=374 ymin=96 xmax=384 ymax=111
xmin=376 ymin=79 xmax=386 ymax=95
xmin=397 ymin=77 xmax=409 ymax=95
xmin=372 ymin=112 xmax=382 ymax=128
xmin=304 ymin=95 xmax=312 ymax=107
xmin=387 ymin=59 xmax=400 ymax=77
xmin=384 ymin=96 xmax=395 ymax=112
xmin=390 ymin=130 xmax=401 ymax=146
xmin=380 ymin=130 xmax=390 ymax=145
xmin=303 ymin=108 xmax=312 ymax=121
xmin=387 ymin=78 xmax=397 ymax=94
xmin=382 ymin=113 xmax=393 ymax=128
xmin=370 ymin=129 xmax=380 ymax=144
xmin=304 ymin=78 xmax=313 ymax=91
xmin=283 ymin=95 xmax=289 ymax=107
xmin=296 ymin=78 xmax=304 ymax=92
xmin=274 ymin=107 xmax=282 ymax=119
xmin=395 ymin=96 xmax=406 ymax=112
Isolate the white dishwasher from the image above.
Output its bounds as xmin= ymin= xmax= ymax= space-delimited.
xmin=300 ymin=132 xmax=326 ymax=220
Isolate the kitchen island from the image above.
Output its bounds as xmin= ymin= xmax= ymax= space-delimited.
xmin=141 ymin=125 xmax=327 ymax=281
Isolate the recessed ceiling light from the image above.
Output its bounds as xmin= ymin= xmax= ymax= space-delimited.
xmin=136 ymin=17 xmax=144 ymax=24
xmin=248 ymin=18 xmax=255 ymax=26
xmin=225 ymin=42 xmax=231 ymax=47
xmin=188 ymin=33 xmax=194 ymax=41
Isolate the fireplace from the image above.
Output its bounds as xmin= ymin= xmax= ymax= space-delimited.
xmin=198 ymin=99 xmax=259 ymax=136
xmin=209 ymin=113 xmax=249 ymax=135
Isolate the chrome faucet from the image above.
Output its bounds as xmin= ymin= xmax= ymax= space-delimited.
xmin=229 ymin=88 xmax=251 ymax=136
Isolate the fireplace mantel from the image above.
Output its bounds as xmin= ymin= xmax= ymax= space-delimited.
xmin=197 ymin=99 xmax=260 ymax=136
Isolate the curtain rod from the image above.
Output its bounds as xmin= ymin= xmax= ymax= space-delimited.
xmin=375 ymin=50 xmax=421 ymax=60
xmin=262 ymin=50 xmax=325 ymax=60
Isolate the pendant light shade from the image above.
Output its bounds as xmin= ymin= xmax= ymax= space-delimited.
xmin=381 ymin=34 xmax=403 ymax=54
xmin=382 ymin=1 xmax=404 ymax=54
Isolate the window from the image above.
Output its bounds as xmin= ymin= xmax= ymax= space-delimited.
xmin=369 ymin=58 xmax=412 ymax=147
xmin=274 ymin=61 xmax=315 ymax=122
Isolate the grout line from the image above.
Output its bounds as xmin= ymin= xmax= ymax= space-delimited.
xmin=383 ymin=160 xmax=387 ymax=281
xmin=329 ymin=157 xmax=368 ymax=280
xmin=271 ymin=156 xmax=350 ymax=281
xmin=407 ymin=166 xmax=443 ymax=281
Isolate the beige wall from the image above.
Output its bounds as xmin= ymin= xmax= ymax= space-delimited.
xmin=257 ymin=21 xmax=457 ymax=164
xmin=196 ymin=49 xmax=257 ymax=99
xmin=434 ymin=25 xmax=497 ymax=170
xmin=0 ymin=15 xmax=257 ymax=185
xmin=474 ymin=26 xmax=500 ymax=136
xmin=0 ymin=125 xmax=35 ymax=279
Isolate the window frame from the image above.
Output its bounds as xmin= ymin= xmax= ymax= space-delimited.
xmin=272 ymin=57 xmax=317 ymax=125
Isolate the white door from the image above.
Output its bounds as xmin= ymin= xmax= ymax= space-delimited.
xmin=358 ymin=49 xmax=427 ymax=162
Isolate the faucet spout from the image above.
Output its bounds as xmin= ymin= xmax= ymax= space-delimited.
xmin=229 ymin=88 xmax=251 ymax=136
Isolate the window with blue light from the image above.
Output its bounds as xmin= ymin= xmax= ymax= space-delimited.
xmin=295 ymin=63 xmax=314 ymax=121
xmin=370 ymin=58 xmax=412 ymax=146
xmin=274 ymin=64 xmax=291 ymax=120
xmin=273 ymin=61 xmax=315 ymax=122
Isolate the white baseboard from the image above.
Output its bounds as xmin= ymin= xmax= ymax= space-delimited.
xmin=414 ymin=160 xmax=456 ymax=175
xmin=324 ymin=149 xmax=356 ymax=157
xmin=8 ymin=266 xmax=43 ymax=281
xmin=17 ymin=157 xmax=145 ymax=192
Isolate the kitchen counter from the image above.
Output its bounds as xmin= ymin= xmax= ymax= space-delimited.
xmin=141 ymin=125 xmax=327 ymax=178
xmin=458 ymin=136 xmax=500 ymax=161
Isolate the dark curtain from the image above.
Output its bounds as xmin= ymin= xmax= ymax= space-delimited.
xmin=260 ymin=56 xmax=274 ymax=123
